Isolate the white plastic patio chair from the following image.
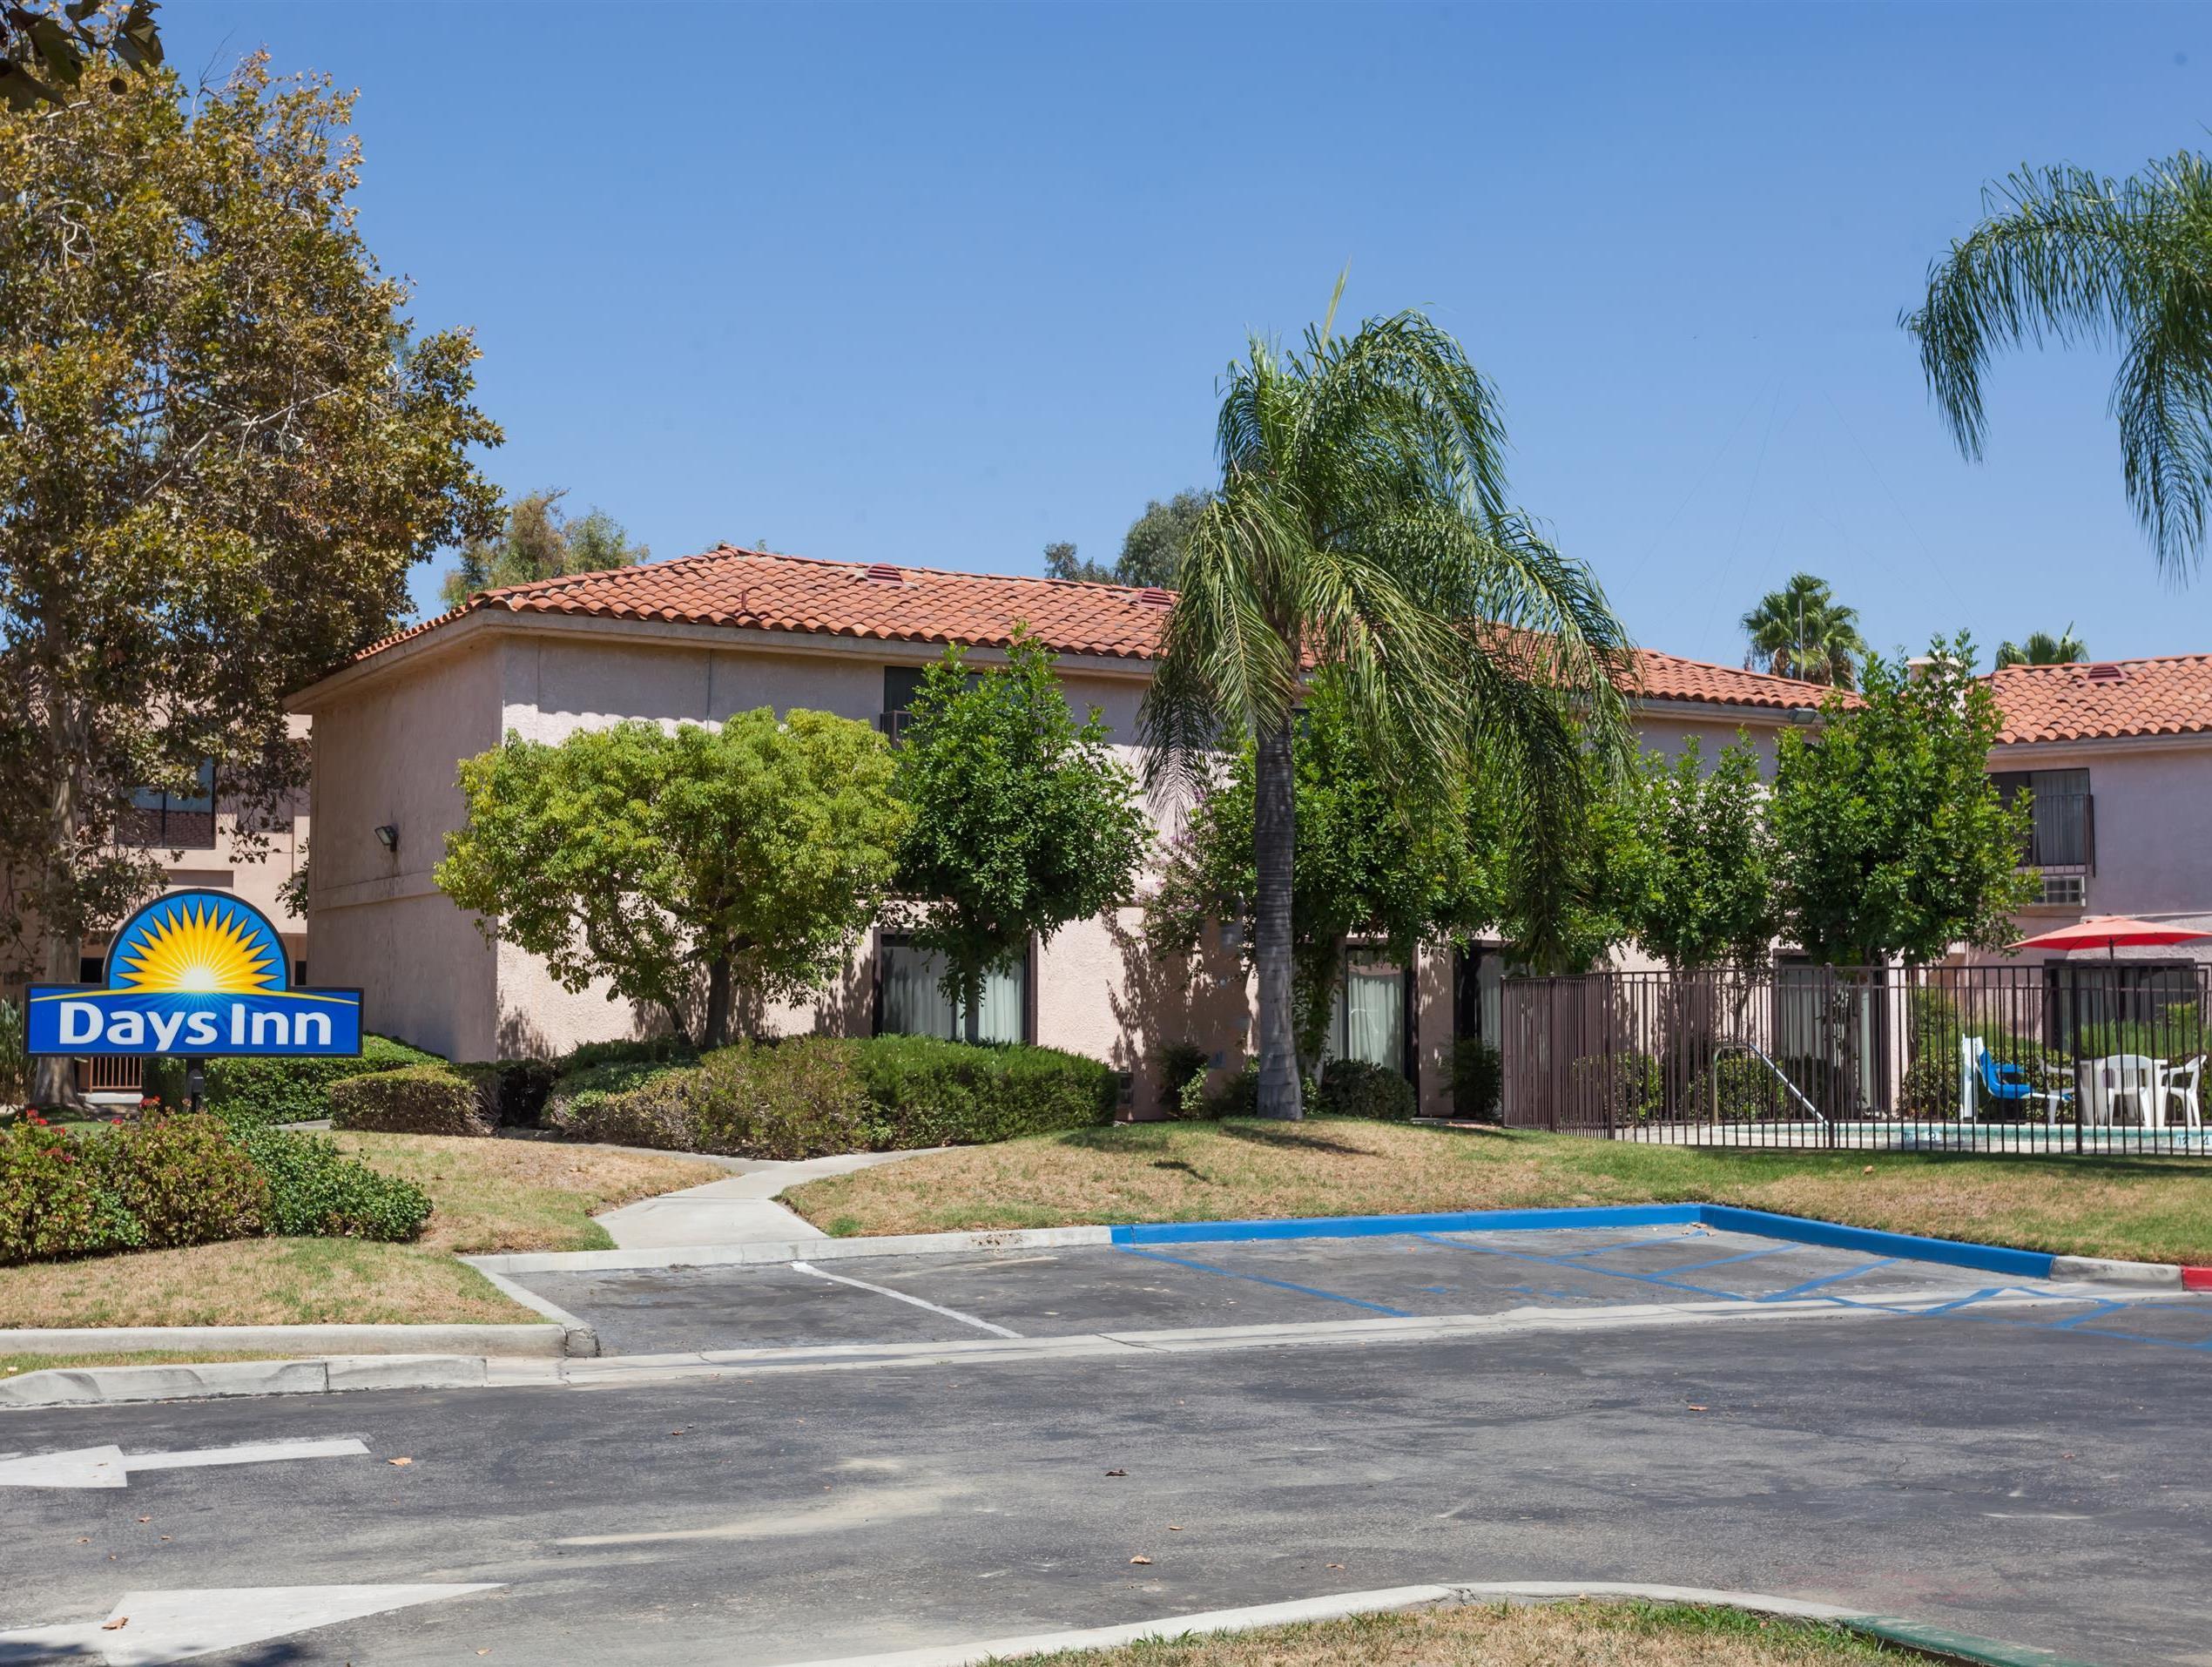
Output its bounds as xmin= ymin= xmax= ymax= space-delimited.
xmin=2161 ymin=1055 xmax=2203 ymax=1130
xmin=2080 ymin=1055 xmax=2160 ymax=1129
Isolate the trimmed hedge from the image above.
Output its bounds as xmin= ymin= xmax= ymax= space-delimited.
xmin=1315 ymin=1058 xmax=1418 ymax=1122
xmin=328 ymin=1065 xmax=494 ymax=1137
xmin=0 ymin=1113 xmax=429 ymax=1266
xmin=146 ymin=1034 xmax=444 ymax=1129
xmin=548 ymin=1035 xmax=1116 ymax=1159
xmin=853 ymin=1035 xmax=1117 ymax=1148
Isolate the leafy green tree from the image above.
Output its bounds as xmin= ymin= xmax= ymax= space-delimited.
xmin=1042 ymin=491 xmax=1213 ymax=590
xmin=1115 ymin=490 xmax=1213 ymax=590
xmin=436 ymin=712 xmax=907 ymax=1048
xmin=894 ymin=634 xmax=1149 ymax=1016
xmin=1 ymin=0 xmax=160 ymax=111
xmin=1139 ymin=292 xmax=1630 ymax=1117
xmin=1740 ymin=574 xmax=1868 ymax=688
xmin=1906 ymin=154 xmax=2212 ymax=577
xmin=1145 ymin=677 xmax=1505 ymax=1069
xmin=1042 ymin=540 xmax=1116 ymax=584
xmin=1994 ymin=626 xmax=2087 ymax=667
xmin=1617 ymin=736 xmax=1778 ymax=969
xmin=1770 ymin=638 xmax=2035 ymax=967
xmin=0 ymin=54 xmax=500 ymax=1102
xmin=439 ymin=489 xmax=649 ymax=611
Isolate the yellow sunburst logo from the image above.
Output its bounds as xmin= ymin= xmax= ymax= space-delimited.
xmin=112 ymin=901 xmax=278 ymax=995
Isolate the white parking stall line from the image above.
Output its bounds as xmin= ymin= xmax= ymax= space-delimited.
xmin=789 ymin=1260 xmax=1024 ymax=1339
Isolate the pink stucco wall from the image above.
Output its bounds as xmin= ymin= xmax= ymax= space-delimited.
xmin=293 ymin=618 xmax=1804 ymax=1096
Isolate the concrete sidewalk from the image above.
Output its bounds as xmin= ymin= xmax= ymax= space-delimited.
xmin=591 ymin=1149 xmax=938 ymax=1249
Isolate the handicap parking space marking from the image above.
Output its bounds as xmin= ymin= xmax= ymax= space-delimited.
xmin=1663 ymin=1244 xmax=1809 ymax=1276
xmin=1753 ymin=1259 xmax=1901 ymax=1303
xmin=788 ymin=1260 xmax=1023 ymax=1338
xmin=1112 ymin=1245 xmax=1413 ymax=1317
xmin=1411 ymin=1231 xmax=1754 ymax=1303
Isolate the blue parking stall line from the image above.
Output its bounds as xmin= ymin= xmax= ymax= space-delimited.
xmin=2047 ymin=1300 xmax=2132 ymax=1330
xmin=1411 ymin=1232 xmax=1749 ymax=1303
xmin=1112 ymin=1245 xmax=1414 ymax=1317
xmin=1755 ymin=1259 xmax=1900 ymax=1303
xmin=1663 ymin=1244 xmax=1808 ymax=1275
xmin=1538 ymin=1231 xmax=1719 ymax=1260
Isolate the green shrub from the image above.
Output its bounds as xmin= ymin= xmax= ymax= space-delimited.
xmin=1315 ymin=1058 xmax=1417 ymax=1121
xmin=0 ymin=1118 xmax=138 ymax=1263
xmin=87 ymin=1114 xmax=269 ymax=1249
xmin=1684 ymin=1052 xmax=1788 ymax=1120
xmin=557 ymin=1036 xmax=699 ymax=1076
xmin=1451 ymin=1038 xmax=1502 ymax=1123
xmin=853 ymin=1035 xmax=1116 ymax=1147
xmin=462 ymin=1058 xmax=557 ymax=1126
xmin=328 ymin=1065 xmax=492 ymax=1137
xmin=1157 ymin=1041 xmax=1212 ymax=1119
xmin=545 ymin=1056 xmax=696 ymax=1132
xmin=1568 ymin=1051 xmax=1662 ymax=1120
xmin=1899 ymin=1050 xmax=1959 ymax=1119
xmin=155 ymin=1035 xmax=446 ymax=1128
xmin=1203 ymin=1059 xmax=1323 ymax=1118
xmin=577 ymin=1039 xmax=875 ymax=1159
xmin=239 ymin=1129 xmax=433 ymax=1240
xmin=556 ymin=1034 xmax=1116 ymax=1157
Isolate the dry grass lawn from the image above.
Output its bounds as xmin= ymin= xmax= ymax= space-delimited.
xmin=1021 ymin=1603 xmax=1897 ymax=1667
xmin=0 ymin=1134 xmax=721 ymax=1330
xmin=787 ymin=1117 xmax=2212 ymax=1265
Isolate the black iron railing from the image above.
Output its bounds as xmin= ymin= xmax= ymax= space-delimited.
xmin=1501 ymin=962 xmax=2212 ymax=1154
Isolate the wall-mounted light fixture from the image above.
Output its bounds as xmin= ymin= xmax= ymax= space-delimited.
xmin=374 ymin=824 xmax=400 ymax=853
xmin=1787 ymin=706 xmax=1820 ymax=726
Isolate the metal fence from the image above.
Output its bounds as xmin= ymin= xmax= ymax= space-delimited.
xmin=1501 ymin=962 xmax=2212 ymax=1154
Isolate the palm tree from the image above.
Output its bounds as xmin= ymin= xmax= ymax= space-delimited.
xmin=1740 ymin=573 xmax=1868 ymax=688
xmin=1905 ymin=154 xmax=2212 ymax=578
xmin=1994 ymin=625 xmax=2087 ymax=667
xmin=1139 ymin=292 xmax=1632 ymax=1119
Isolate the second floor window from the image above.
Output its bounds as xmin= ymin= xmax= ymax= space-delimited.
xmin=122 ymin=759 xmax=216 ymax=850
xmin=1992 ymin=767 xmax=2093 ymax=872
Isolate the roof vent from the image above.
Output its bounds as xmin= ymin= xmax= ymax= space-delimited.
xmin=2084 ymin=662 xmax=2128 ymax=683
xmin=1131 ymin=587 xmax=1173 ymax=608
xmin=863 ymin=564 xmax=905 ymax=584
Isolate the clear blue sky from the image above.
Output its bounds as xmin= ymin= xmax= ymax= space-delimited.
xmin=172 ymin=2 xmax=2212 ymax=666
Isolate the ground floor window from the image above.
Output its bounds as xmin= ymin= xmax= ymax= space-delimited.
xmin=1453 ymin=946 xmax=1503 ymax=1043
xmin=1324 ymin=946 xmax=1412 ymax=1076
xmin=877 ymin=934 xmax=1031 ymax=1044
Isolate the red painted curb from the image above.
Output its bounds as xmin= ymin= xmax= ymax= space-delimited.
xmin=2182 ymin=1267 xmax=2212 ymax=1291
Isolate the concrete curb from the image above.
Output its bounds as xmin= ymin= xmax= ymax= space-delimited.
xmin=465 ymin=1223 xmax=1115 ymax=1275
xmin=0 ymin=1285 xmax=2084 ymax=1408
xmin=750 ymin=1578 xmax=2101 ymax=1667
xmin=1114 ymin=1201 xmax=2212 ymax=1292
xmin=0 ymin=1320 xmax=580 ymax=1359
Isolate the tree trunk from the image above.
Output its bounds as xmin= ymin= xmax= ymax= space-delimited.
xmin=30 ymin=693 xmax=84 ymax=1110
xmin=703 ymin=954 xmax=733 ymax=1049
xmin=30 ymin=924 xmax=80 ymax=1110
xmin=1252 ymin=714 xmax=1302 ymax=1119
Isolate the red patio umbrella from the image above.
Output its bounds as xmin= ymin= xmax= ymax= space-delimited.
xmin=2013 ymin=914 xmax=2212 ymax=962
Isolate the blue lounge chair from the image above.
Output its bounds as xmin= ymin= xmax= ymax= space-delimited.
xmin=1961 ymin=1036 xmax=2069 ymax=1124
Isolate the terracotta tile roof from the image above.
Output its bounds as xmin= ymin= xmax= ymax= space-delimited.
xmin=1988 ymin=654 xmax=2212 ymax=745
xmin=356 ymin=547 xmax=1175 ymax=665
xmin=1623 ymin=647 xmax=1839 ymax=713
xmin=348 ymin=545 xmax=1844 ymax=712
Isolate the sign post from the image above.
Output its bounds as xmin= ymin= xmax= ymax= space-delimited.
xmin=26 ymin=891 xmax=361 ymax=1087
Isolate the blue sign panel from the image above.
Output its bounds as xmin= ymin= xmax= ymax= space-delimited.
xmin=27 ymin=890 xmax=361 ymax=1057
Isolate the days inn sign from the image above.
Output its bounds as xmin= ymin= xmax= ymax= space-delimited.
xmin=28 ymin=890 xmax=361 ymax=1058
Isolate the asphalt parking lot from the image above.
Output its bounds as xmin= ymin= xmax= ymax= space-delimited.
xmin=511 ymin=1220 xmax=2212 ymax=1357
